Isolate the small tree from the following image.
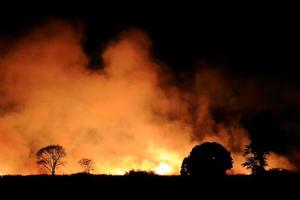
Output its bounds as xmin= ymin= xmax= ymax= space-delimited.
xmin=78 ymin=158 xmax=94 ymax=174
xmin=242 ymin=143 xmax=269 ymax=175
xmin=36 ymin=144 xmax=66 ymax=175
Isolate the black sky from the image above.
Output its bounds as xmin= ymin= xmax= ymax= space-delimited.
xmin=0 ymin=3 xmax=299 ymax=83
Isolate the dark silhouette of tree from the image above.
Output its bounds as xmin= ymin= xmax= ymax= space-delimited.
xmin=241 ymin=110 xmax=285 ymax=175
xmin=181 ymin=142 xmax=233 ymax=176
xmin=36 ymin=144 xmax=66 ymax=175
xmin=78 ymin=158 xmax=94 ymax=174
xmin=242 ymin=143 xmax=269 ymax=175
xmin=180 ymin=157 xmax=190 ymax=176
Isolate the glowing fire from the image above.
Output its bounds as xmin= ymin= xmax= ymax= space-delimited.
xmin=155 ymin=163 xmax=172 ymax=175
xmin=0 ymin=20 xmax=295 ymax=175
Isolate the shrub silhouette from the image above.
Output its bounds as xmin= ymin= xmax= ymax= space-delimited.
xmin=267 ymin=168 xmax=290 ymax=175
xmin=181 ymin=142 xmax=233 ymax=176
xmin=36 ymin=144 xmax=66 ymax=175
xmin=125 ymin=170 xmax=156 ymax=176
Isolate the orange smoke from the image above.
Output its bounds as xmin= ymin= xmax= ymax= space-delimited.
xmin=0 ymin=20 xmax=295 ymax=175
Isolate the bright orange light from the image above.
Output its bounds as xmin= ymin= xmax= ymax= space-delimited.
xmin=155 ymin=163 xmax=172 ymax=175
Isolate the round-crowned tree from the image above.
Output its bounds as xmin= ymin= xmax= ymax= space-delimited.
xmin=36 ymin=144 xmax=66 ymax=175
xmin=181 ymin=142 xmax=233 ymax=176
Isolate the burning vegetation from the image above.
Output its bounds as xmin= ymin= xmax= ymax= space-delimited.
xmin=0 ymin=20 xmax=298 ymax=175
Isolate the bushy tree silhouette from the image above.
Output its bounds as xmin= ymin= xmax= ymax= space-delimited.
xmin=181 ymin=142 xmax=233 ymax=176
xmin=79 ymin=158 xmax=94 ymax=174
xmin=36 ymin=144 xmax=66 ymax=175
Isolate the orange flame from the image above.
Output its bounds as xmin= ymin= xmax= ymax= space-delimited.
xmin=0 ymin=20 xmax=295 ymax=175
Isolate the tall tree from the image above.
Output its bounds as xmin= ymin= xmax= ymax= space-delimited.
xmin=36 ymin=144 xmax=66 ymax=175
xmin=242 ymin=143 xmax=269 ymax=175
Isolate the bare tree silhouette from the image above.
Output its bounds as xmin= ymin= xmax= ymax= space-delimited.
xmin=78 ymin=158 xmax=94 ymax=174
xmin=36 ymin=144 xmax=66 ymax=175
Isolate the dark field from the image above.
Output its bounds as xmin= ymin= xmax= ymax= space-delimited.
xmin=0 ymin=174 xmax=299 ymax=198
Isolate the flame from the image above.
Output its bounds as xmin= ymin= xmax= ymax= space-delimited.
xmin=0 ymin=20 xmax=296 ymax=175
xmin=155 ymin=163 xmax=172 ymax=175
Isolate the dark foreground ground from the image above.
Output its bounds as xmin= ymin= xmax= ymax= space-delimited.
xmin=1 ymin=174 xmax=299 ymax=198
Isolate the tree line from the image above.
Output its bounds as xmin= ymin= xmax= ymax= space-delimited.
xmin=35 ymin=141 xmax=275 ymax=176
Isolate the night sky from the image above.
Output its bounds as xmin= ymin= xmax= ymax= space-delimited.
xmin=1 ymin=3 xmax=299 ymax=80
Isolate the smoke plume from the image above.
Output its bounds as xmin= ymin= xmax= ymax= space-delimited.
xmin=0 ymin=20 xmax=297 ymax=175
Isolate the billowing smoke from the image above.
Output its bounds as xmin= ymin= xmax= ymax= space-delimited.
xmin=188 ymin=68 xmax=298 ymax=173
xmin=0 ymin=20 xmax=297 ymax=175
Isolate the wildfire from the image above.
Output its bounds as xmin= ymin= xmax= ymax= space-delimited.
xmin=155 ymin=163 xmax=172 ymax=175
xmin=0 ymin=20 xmax=296 ymax=175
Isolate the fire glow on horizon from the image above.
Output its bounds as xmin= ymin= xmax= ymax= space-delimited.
xmin=0 ymin=20 xmax=295 ymax=175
